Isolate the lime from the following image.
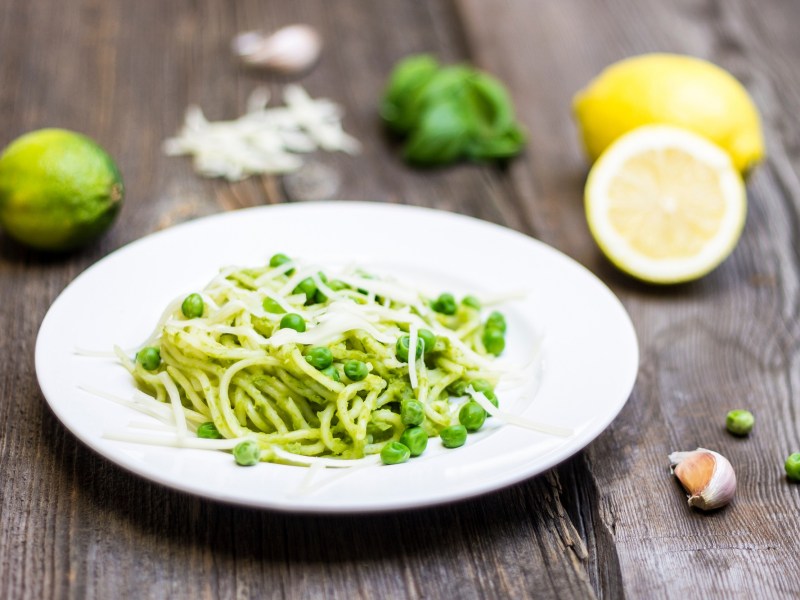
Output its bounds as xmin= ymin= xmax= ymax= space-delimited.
xmin=573 ymin=53 xmax=765 ymax=174
xmin=0 ymin=128 xmax=124 ymax=251
xmin=585 ymin=125 xmax=746 ymax=284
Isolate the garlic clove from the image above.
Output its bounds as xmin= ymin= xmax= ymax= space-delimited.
xmin=669 ymin=448 xmax=736 ymax=511
xmin=232 ymin=31 xmax=265 ymax=58
xmin=232 ymin=25 xmax=322 ymax=74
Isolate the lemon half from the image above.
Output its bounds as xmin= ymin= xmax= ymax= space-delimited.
xmin=585 ymin=125 xmax=746 ymax=284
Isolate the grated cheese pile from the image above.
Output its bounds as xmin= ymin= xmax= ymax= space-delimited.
xmin=163 ymin=86 xmax=360 ymax=181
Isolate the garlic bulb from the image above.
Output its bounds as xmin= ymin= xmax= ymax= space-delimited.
xmin=232 ymin=25 xmax=322 ymax=74
xmin=669 ymin=448 xmax=736 ymax=511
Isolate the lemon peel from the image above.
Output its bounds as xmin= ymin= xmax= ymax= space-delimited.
xmin=0 ymin=128 xmax=123 ymax=251
xmin=573 ymin=53 xmax=764 ymax=174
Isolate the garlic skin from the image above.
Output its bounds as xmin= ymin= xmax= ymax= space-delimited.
xmin=232 ymin=25 xmax=322 ymax=74
xmin=669 ymin=448 xmax=736 ymax=511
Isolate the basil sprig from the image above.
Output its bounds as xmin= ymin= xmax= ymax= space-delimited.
xmin=381 ymin=55 xmax=526 ymax=166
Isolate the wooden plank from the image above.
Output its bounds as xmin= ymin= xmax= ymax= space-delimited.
xmin=455 ymin=0 xmax=800 ymax=597
xmin=0 ymin=1 xmax=595 ymax=599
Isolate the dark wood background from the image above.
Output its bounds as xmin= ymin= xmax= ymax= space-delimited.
xmin=2 ymin=0 xmax=800 ymax=598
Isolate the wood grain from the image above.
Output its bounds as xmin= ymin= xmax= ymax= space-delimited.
xmin=0 ymin=1 xmax=591 ymax=599
xmin=2 ymin=0 xmax=800 ymax=598
xmin=455 ymin=0 xmax=800 ymax=597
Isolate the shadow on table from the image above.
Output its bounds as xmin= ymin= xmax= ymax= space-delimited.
xmin=0 ymin=229 xmax=114 ymax=267
xmin=44 ymin=404 xmax=574 ymax=566
xmin=588 ymin=249 xmax=745 ymax=299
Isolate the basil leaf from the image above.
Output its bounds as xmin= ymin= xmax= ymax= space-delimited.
xmin=465 ymin=124 xmax=527 ymax=160
xmin=466 ymin=72 xmax=515 ymax=137
xmin=403 ymin=100 xmax=471 ymax=165
xmin=381 ymin=55 xmax=440 ymax=134
xmin=414 ymin=66 xmax=473 ymax=106
xmin=380 ymin=54 xmax=527 ymax=166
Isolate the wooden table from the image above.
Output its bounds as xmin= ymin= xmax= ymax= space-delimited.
xmin=2 ymin=1 xmax=799 ymax=597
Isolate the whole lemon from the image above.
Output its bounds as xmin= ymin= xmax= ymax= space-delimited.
xmin=0 ymin=129 xmax=124 ymax=251
xmin=573 ymin=53 xmax=765 ymax=174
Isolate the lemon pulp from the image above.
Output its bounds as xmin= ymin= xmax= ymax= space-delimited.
xmin=607 ymin=148 xmax=727 ymax=259
xmin=585 ymin=125 xmax=746 ymax=283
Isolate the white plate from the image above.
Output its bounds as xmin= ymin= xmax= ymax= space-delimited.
xmin=36 ymin=202 xmax=638 ymax=513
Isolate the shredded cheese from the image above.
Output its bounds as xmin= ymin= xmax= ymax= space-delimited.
xmin=467 ymin=387 xmax=572 ymax=437
xmin=408 ymin=323 xmax=419 ymax=390
xmin=160 ymin=372 xmax=188 ymax=441
xmin=163 ymin=86 xmax=360 ymax=181
xmin=103 ymin=430 xmax=249 ymax=450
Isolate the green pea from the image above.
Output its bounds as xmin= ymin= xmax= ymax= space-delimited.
xmin=462 ymin=295 xmax=481 ymax=310
xmin=786 ymin=453 xmax=800 ymax=482
xmin=726 ymin=409 xmax=754 ymax=436
xmin=294 ymin=277 xmax=317 ymax=301
xmin=269 ymin=253 xmax=295 ymax=275
xmin=136 ymin=346 xmax=161 ymax=371
xmin=418 ymin=328 xmax=437 ymax=354
xmin=320 ymin=365 xmax=340 ymax=381
xmin=396 ymin=335 xmax=423 ymax=362
xmin=233 ymin=440 xmax=261 ymax=466
xmin=344 ymin=359 xmax=369 ymax=381
xmin=470 ymin=379 xmax=498 ymax=407
xmin=327 ymin=280 xmax=349 ymax=292
xmin=401 ymin=399 xmax=425 ymax=426
xmin=482 ymin=327 xmax=506 ymax=356
xmin=470 ymin=379 xmax=493 ymax=394
xmin=447 ymin=380 xmax=469 ymax=397
xmin=381 ymin=441 xmax=411 ymax=465
xmin=306 ymin=347 xmax=333 ymax=370
xmin=432 ymin=292 xmax=457 ymax=315
xmin=311 ymin=273 xmax=331 ymax=304
xmin=459 ymin=401 xmax=487 ymax=432
xmin=440 ymin=425 xmax=467 ymax=448
xmin=486 ymin=310 xmax=507 ymax=333
xmin=279 ymin=313 xmax=306 ymax=332
xmin=262 ymin=297 xmax=285 ymax=314
xmin=197 ymin=422 xmax=222 ymax=439
xmin=399 ymin=426 xmax=428 ymax=457
xmin=181 ymin=293 xmax=204 ymax=318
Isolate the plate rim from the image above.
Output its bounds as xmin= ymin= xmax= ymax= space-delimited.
xmin=35 ymin=201 xmax=639 ymax=513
